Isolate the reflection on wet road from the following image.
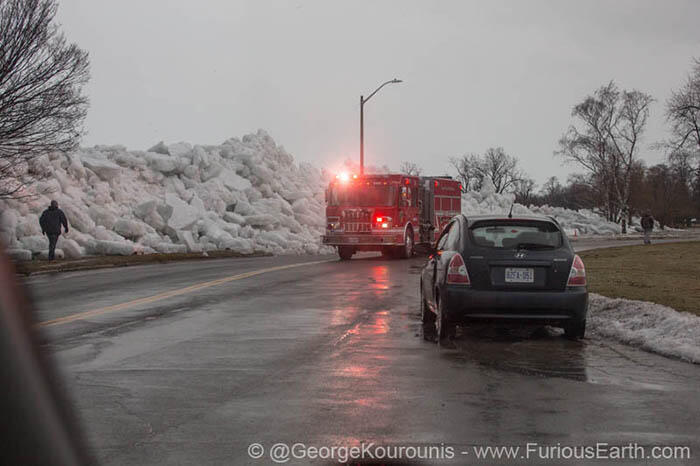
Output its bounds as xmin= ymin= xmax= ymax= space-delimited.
xmin=27 ymin=253 xmax=700 ymax=465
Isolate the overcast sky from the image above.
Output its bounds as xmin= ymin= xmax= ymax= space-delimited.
xmin=57 ymin=0 xmax=699 ymax=186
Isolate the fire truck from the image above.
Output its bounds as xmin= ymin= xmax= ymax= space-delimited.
xmin=322 ymin=173 xmax=462 ymax=260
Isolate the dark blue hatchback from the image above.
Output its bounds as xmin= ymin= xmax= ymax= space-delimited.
xmin=420 ymin=214 xmax=588 ymax=342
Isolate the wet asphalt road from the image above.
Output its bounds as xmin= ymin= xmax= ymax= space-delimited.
xmin=25 ymin=245 xmax=700 ymax=465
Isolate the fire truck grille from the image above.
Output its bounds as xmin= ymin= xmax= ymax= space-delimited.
xmin=344 ymin=222 xmax=372 ymax=233
xmin=342 ymin=210 xmax=372 ymax=233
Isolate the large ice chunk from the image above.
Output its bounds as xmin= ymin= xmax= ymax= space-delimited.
xmin=60 ymin=238 xmax=85 ymax=259
xmin=88 ymin=206 xmax=118 ymax=229
xmin=219 ymin=169 xmax=252 ymax=191
xmin=145 ymin=152 xmax=177 ymax=174
xmin=7 ymin=249 xmax=32 ymax=261
xmin=176 ymin=230 xmax=202 ymax=253
xmin=164 ymin=193 xmax=200 ymax=230
xmin=61 ymin=203 xmax=95 ymax=233
xmin=154 ymin=242 xmax=188 ymax=254
xmin=113 ymin=219 xmax=148 ymax=240
xmin=82 ymin=155 xmax=122 ymax=181
xmin=0 ymin=210 xmax=18 ymax=245
xmin=38 ymin=249 xmax=64 ymax=260
xmin=20 ymin=235 xmax=48 ymax=253
xmin=93 ymin=240 xmax=134 ymax=256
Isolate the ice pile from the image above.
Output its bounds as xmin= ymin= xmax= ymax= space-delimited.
xmin=0 ymin=130 xmax=329 ymax=260
xmin=588 ymin=294 xmax=700 ymax=363
xmin=462 ymin=181 xmax=622 ymax=235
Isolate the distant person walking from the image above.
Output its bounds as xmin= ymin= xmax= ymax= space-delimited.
xmin=39 ymin=200 xmax=69 ymax=260
xmin=640 ymin=211 xmax=654 ymax=245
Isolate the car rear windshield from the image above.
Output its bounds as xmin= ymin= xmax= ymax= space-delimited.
xmin=469 ymin=220 xmax=562 ymax=249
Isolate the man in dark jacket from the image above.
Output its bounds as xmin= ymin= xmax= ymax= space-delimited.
xmin=39 ymin=200 xmax=69 ymax=260
xmin=640 ymin=211 xmax=654 ymax=245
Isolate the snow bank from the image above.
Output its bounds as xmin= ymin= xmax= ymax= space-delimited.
xmin=588 ymin=294 xmax=700 ymax=363
xmin=462 ymin=181 xmax=622 ymax=235
xmin=0 ymin=130 xmax=330 ymax=259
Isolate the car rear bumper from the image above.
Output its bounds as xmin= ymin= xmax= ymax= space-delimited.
xmin=444 ymin=285 xmax=588 ymax=325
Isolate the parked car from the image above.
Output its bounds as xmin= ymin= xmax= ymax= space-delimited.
xmin=420 ymin=214 xmax=588 ymax=342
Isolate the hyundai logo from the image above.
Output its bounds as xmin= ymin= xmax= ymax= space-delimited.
xmin=515 ymin=251 xmax=527 ymax=259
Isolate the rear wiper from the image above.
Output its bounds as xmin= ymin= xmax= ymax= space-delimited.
xmin=514 ymin=243 xmax=555 ymax=250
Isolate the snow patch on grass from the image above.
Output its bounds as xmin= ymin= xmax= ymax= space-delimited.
xmin=589 ymin=293 xmax=700 ymax=363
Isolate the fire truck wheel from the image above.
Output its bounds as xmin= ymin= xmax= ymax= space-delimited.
xmin=337 ymin=246 xmax=354 ymax=261
xmin=398 ymin=227 xmax=414 ymax=259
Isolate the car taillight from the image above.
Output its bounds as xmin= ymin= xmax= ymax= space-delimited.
xmin=446 ymin=253 xmax=470 ymax=285
xmin=567 ymin=255 xmax=586 ymax=286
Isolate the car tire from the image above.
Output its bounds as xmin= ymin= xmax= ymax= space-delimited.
xmin=338 ymin=246 xmax=354 ymax=261
xmin=435 ymin=293 xmax=456 ymax=344
xmin=420 ymin=284 xmax=435 ymax=340
xmin=564 ymin=319 xmax=586 ymax=340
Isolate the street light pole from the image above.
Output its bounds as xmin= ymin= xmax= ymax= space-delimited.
xmin=360 ymin=78 xmax=402 ymax=175
xmin=360 ymin=94 xmax=364 ymax=175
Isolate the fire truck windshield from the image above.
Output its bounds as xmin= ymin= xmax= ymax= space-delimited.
xmin=329 ymin=184 xmax=397 ymax=207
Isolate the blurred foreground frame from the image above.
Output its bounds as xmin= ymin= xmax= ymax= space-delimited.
xmin=0 ymin=246 xmax=93 ymax=465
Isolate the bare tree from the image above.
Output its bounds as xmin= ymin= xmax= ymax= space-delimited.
xmin=449 ymin=153 xmax=481 ymax=192
xmin=556 ymin=81 xmax=653 ymax=223
xmin=479 ymin=147 xmax=524 ymax=193
xmin=399 ymin=161 xmax=422 ymax=176
xmin=0 ymin=0 xmax=90 ymax=198
xmin=666 ymin=58 xmax=700 ymax=154
xmin=541 ymin=176 xmax=562 ymax=200
xmin=512 ymin=177 xmax=536 ymax=205
xmin=450 ymin=147 xmax=524 ymax=194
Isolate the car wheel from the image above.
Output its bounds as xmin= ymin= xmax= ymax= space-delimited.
xmin=338 ymin=246 xmax=354 ymax=261
xmin=564 ymin=319 xmax=586 ymax=340
xmin=435 ymin=293 xmax=455 ymax=344
xmin=421 ymin=285 xmax=435 ymax=340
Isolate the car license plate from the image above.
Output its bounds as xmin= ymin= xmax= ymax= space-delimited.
xmin=505 ymin=268 xmax=534 ymax=283
xmin=348 ymin=237 xmax=359 ymax=243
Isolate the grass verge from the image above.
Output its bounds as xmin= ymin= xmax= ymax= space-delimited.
xmin=14 ymin=250 xmax=271 ymax=276
xmin=579 ymin=241 xmax=700 ymax=315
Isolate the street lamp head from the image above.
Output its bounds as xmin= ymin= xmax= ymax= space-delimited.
xmin=392 ymin=79 xmax=403 ymax=83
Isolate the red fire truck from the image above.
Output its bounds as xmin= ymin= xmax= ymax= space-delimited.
xmin=322 ymin=173 xmax=462 ymax=260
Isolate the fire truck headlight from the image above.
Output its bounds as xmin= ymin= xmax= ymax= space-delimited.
xmin=375 ymin=216 xmax=392 ymax=229
xmin=337 ymin=172 xmax=350 ymax=183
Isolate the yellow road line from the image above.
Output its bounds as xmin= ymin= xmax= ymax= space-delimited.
xmin=37 ymin=259 xmax=333 ymax=328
